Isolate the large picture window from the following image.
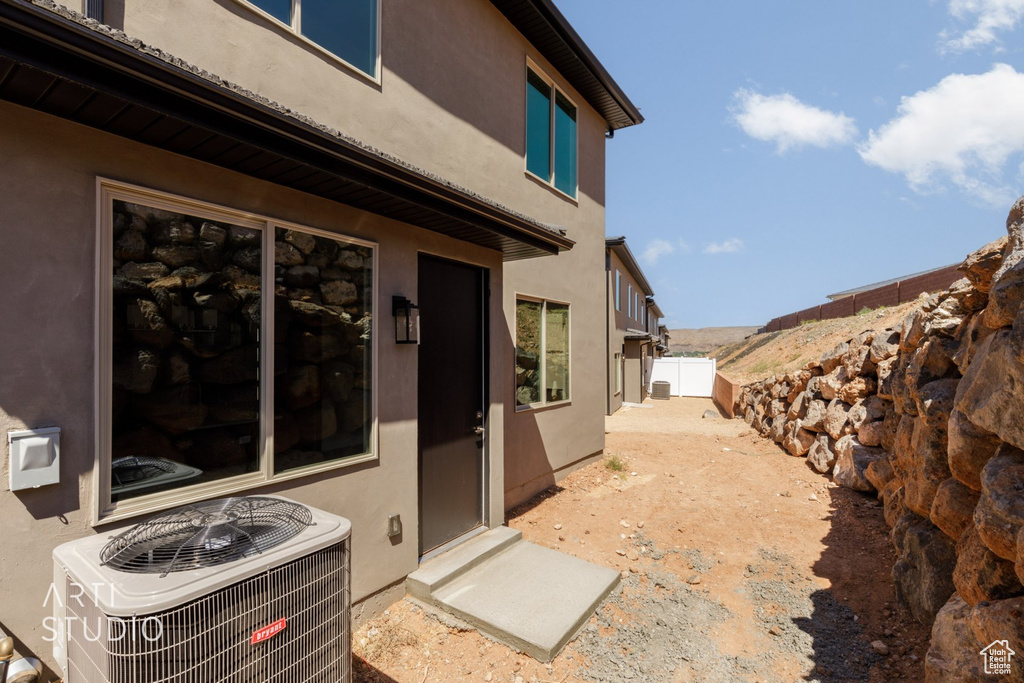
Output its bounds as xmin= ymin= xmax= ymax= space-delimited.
xmin=243 ymin=0 xmax=379 ymax=79
xmin=515 ymin=297 xmax=570 ymax=409
xmin=525 ymin=64 xmax=578 ymax=199
xmin=100 ymin=182 xmax=375 ymax=520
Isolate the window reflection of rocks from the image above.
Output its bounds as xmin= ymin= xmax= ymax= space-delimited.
xmin=110 ymin=199 xmax=374 ymax=501
xmin=515 ymin=300 xmax=542 ymax=407
xmin=111 ymin=200 xmax=262 ymax=500
xmin=273 ymin=227 xmax=372 ymax=473
xmin=515 ymin=298 xmax=570 ymax=408
xmin=545 ymin=303 xmax=569 ymax=402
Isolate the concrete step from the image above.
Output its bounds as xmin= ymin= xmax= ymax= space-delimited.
xmin=410 ymin=530 xmax=620 ymax=662
xmin=407 ymin=526 xmax=522 ymax=601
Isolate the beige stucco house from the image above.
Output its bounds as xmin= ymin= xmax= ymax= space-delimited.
xmin=0 ymin=0 xmax=641 ymax=674
xmin=605 ymin=237 xmax=664 ymax=413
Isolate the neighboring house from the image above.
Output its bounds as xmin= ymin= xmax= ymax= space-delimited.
xmin=0 ymin=0 xmax=640 ymax=671
xmin=605 ymin=237 xmax=662 ymax=414
xmin=658 ymin=324 xmax=671 ymax=357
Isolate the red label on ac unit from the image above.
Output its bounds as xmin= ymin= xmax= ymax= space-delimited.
xmin=251 ymin=618 xmax=287 ymax=644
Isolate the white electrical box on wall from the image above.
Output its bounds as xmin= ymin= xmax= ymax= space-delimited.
xmin=8 ymin=427 xmax=60 ymax=491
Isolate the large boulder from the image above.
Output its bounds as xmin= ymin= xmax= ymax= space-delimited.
xmin=818 ymin=367 xmax=846 ymax=401
xmin=948 ymin=409 xmax=1003 ymax=492
xmin=870 ymin=329 xmax=901 ymax=364
xmin=984 ymin=258 xmax=1024 ymax=330
xmin=954 ymin=525 xmax=1024 ymax=606
xmin=930 ymin=478 xmax=981 ymax=540
xmin=905 ymin=417 xmax=953 ymax=519
xmin=820 ymin=342 xmax=848 ymax=374
xmin=838 ymin=376 xmax=877 ymax=405
xmin=916 ymin=378 xmax=960 ymax=431
xmin=892 ymin=519 xmax=958 ymax=627
xmin=968 ymin=597 xmax=1024 ymax=683
xmin=782 ymin=422 xmax=815 ymax=457
xmin=858 ymin=419 xmax=884 ymax=447
xmin=956 ymin=331 xmax=1024 ymax=451
xmin=834 ymin=435 xmax=885 ymax=492
xmin=849 ymin=396 xmax=891 ymax=430
xmin=974 ymin=445 xmax=1024 ymax=561
xmin=807 ymin=434 xmax=837 ymax=474
xmin=924 ymin=595 xmax=991 ymax=683
xmin=959 ymin=235 xmax=1008 ymax=294
xmin=824 ymin=399 xmax=853 ymax=440
xmin=802 ymin=399 xmax=828 ymax=432
xmin=865 ymin=457 xmax=896 ymax=498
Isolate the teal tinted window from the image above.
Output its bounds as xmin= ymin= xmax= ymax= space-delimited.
xmin=553 ymin=93 xmax=577 ymax=196
xmin=250 ymin=0 xmax=291 ymax=23
xmin=526 ymin=70 xmax=552 ymax=180
xmin=302 ymin=0 xmax=378 ymax=77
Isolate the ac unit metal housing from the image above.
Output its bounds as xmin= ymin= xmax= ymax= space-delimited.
xmin=52 ymin=496 xmax=351 ymax=682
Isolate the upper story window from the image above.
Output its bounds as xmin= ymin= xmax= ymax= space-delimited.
xmin=615 ymin=270 xmax=621 ymax=311
xmin=243 ymin=0 xmax=380 ymax=79
xmin=525 ymin=63 xmax=578 ymax=199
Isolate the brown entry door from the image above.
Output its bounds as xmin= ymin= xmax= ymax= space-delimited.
xmin=418 ymin=255 xmax=486 ymax=554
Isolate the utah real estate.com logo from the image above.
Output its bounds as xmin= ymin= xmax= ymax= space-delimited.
xmin=980 ymin=640 xmax=1015 ymax=676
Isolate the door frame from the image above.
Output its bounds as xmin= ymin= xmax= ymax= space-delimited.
xmin=416 ymin=251 xmax=491 ymax=558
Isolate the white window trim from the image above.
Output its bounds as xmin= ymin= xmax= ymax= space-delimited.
xmin=94 ymin=179 xmax=379 ymax=525
xmin=234 ymin=0 xmax=383 ymax=84
xmin=523 ymin=58 xmax=579 ymax=202
xmin=514 ymin=294 xmax=572 ymax=412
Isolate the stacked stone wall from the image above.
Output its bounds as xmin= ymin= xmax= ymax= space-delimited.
xmin=738 ymin=199 xmax=1024 ymax=683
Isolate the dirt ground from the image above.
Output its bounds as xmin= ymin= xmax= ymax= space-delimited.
xmin=353 ymin=398 xmax=930 ymax=682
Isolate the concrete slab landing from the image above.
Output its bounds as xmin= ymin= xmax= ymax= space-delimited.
xmin=407 ymin=527 xmax=620 ymax=662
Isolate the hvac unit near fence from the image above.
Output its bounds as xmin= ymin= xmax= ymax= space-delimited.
xmin=52 ymin=496 xmax=351 ymax=683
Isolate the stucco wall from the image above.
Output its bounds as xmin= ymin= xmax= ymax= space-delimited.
xmin=75 ymin=0 xmax=607 ymax=226
xmin=0 ymin=101 xmax=508 ymax=670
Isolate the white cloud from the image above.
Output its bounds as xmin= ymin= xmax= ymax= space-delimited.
xmin=945 ymin=0 xmax=1024 ymax=51
xmin=732 ymin=89 xmax=858 ymax=153
xmin=704 ymin=238 xmax=744 ymax=255
xmin=858 ymin=64 xmax=1024 ymax=206
xmin=642 ymin=239 xmax=676 ymax=265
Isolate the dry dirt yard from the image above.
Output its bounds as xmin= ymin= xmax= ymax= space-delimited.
xmin=353 ymin=398 xmax=930 ymax=683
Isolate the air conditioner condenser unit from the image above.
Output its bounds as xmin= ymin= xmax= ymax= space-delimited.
xmin=52 ymin=496 xmax=351 ymax=683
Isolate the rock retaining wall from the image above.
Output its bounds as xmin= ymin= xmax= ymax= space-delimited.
xmin=737 ymin=199 xmax=1024 ymax=683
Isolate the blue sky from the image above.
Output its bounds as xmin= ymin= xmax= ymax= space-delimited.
xmin=555 ymin=0 xmax=1024 ymax=328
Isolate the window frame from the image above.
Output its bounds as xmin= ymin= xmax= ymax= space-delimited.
xmin=94 ymin=179 xmax=379 ymax=525
xmin=235 ymin=0 xmax=382 ymax=83
xmin=524 ymin=59 xmax=579 ymax=201
xmin=514 ymin=294 xmax=572 ymax=412
xmin=615 ymin=270 xmax=621 ymax=311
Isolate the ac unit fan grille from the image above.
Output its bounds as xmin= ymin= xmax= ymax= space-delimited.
xmin=65 ymin=540 xmax=350 ymax=682
xmin=100 ymin=496 xmax=314 ymax=575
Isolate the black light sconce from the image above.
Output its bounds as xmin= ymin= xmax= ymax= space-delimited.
xmin=392 ymin=296 xmax=420 ymax=345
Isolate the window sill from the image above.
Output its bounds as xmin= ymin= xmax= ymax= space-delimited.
xmin=94 ymin=452 xmax=378 ymax=527
xmin=524 ymin=170 xmax=578 ymax=205
xmin=515 ymin=400 xmax=572 ymax=414
xmin=232 ymin=0 xmax=381 ymax=86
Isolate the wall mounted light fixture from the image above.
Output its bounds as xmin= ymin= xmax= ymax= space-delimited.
xmin=392 ymin=296 xmax=420 ymax=345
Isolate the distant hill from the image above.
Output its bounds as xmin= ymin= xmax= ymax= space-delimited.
xmin=668 ymin=326 xmax=761 ymax=357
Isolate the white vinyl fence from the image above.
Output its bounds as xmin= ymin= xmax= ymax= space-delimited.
xmin=650 ymin=357 xmax=717 ymax=398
